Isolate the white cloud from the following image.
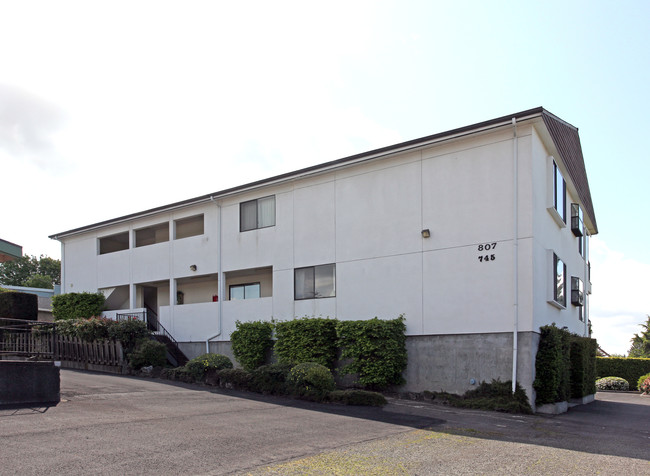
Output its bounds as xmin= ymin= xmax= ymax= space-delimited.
xmin=589 ymin=237 xmax=650 ymax=355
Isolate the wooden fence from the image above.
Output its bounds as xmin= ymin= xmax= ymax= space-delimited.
xmin=1 ymin=332 xmax=126 ymax=373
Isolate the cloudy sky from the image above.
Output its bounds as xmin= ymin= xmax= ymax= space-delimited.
xmin=1 ymin=1 xmax=648 ymax=355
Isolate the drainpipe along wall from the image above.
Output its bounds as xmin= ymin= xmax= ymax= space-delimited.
xmin=206 ymin=199 xmax=222 ymax=353
xmin=511 ymin=118 xmax=519 ymax=393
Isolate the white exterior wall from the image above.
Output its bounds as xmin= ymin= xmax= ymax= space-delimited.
xmin=58 ymin=122 xmax=589 ymax=346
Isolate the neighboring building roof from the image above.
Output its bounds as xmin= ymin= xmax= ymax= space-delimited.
xmin=0 ymin=238 xmax=22 ymax=262
xmin=50 ymin=107 xmax=598 ymax=239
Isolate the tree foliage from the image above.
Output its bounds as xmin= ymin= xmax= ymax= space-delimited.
xmin=628 ymin=315 xmax=650 ymax=358
xmin=0 ymin=255 xmax=61 ymax=289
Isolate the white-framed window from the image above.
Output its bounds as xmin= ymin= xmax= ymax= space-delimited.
xmin=554 ymin=161 xmax=566 ymax=223
xmin=240 ymin=196 xmax=275 ymax=232
xmin=553 ymin=252 xmax=566 ymax=307
xmin=229 ymin=282 xmax=261 ymax=300
xmin=294 ymin=264 xmax=335 ymax=300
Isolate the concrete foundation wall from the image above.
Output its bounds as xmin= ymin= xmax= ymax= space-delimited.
xmin=180 ymin=331 xmax=540 ymax=404
xmin=402 ymin=332 xmax=539 ymax=404
xmin=0 ymin=361 xmax=60 ymax=406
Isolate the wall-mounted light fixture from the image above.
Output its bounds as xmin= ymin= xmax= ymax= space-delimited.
xmin=421 ymin=229 xmax=431 ymax=238
xmin=190 ymin=264 xmax=197 ymax=271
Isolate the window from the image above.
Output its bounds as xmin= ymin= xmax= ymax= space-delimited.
xmin=571 ymin=276 xmax=584 ymax=308
xmin=294 ymin=264 xmax=335 ymax=300
xmin=174 ymin=215 xmax=204 ymax=239
xmin=240 ymin=196 xmax=275 ymax=231
xmin=135 ymin=222 xmax=169 ymax=247
xmin=229 ymin=283 xmax=261 ymax=300
xmin=99 ymin=231 xmax=129 ymax=254
xmin=553 ymin=253 xmax=566 ymax=307
xmin=553 ymin=161 xmax=566 ymax=222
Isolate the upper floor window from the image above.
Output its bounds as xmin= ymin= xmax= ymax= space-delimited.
xmin=240 ymin=196 xmax=275 ymax=232
xmin=99 ymin=231 xmax=129 ymax=255
xmin=294 ymin=264 xmax=335 ymax=300
xmin=554 ymin=161 xmax=566 ymax=223
xmin=174 ymin=214 xmax=204 ymax=239
xmin=135 ymin=222 xmax=169 ymax=247
xmin=553 ymin=253 xmax=566 ymax=307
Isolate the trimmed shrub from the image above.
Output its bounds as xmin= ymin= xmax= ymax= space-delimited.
xmin=595 ymin=376 xmax=629 ymax=391
xmin=107 ymin=318 xmax=150 ymax=353
xmin=129 ymin=339 xmax=167 ymax=369
xmin=637 ymin=373 xmax=650 ymax=395
xmin=274 ymin=317 xmax=338 ymax=368
xmin=206 ymin=368 xmax=252 ymax=390
xmin=534 ymin=324 xmax=571 ymax=404
xmin=431 ymin=380 xmax=533 ymax=414
xmin=250 ymin=362 xmax=293 ymax=395
xmin=185 ymin=353 xmax=233 ymax=381
xmin=287 ymin=362 xmax=335 ymax=401
xmin=328 ymin=390 xmax=387 ymax=406
xmin=74 ymin=316 xmax=114 ymax=342
xmin=596 ymin=357 xmax=650 ymax=391
xmin=230 ymin=320 xmax=274 ymax=371
xmin=336 ymin=316 xmax=407 ymax=389
xmin=0 ymin=289 xmax=38 ymax=320
xmin=52 ymin=292 xmax=105 ymax=320
xmin=569 ymin=335 xmax=598 ymax=398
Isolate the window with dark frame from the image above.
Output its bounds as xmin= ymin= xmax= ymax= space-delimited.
xmin=553 ymin=253 xmax=566 ymax=307
xmin=240 ymin=196 xmax=275 ymax=232
xmin=229 ymin=282 xmax=261 ymax=300
xmin=294 ymin=264 xmax=335 ymax=300
xmin=554 ymin=161 xmax=566 ymax=222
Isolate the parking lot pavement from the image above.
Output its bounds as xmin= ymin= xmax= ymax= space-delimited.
xmin=1 ymin=370 xmax=649 ymax=475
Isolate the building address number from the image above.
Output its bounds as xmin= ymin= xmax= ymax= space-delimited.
xmin=477 ymin=243 xmax=497 ymax=263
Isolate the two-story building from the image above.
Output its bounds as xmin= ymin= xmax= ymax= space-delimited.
xmin=50 ymin=107 xmax=597 ymax=403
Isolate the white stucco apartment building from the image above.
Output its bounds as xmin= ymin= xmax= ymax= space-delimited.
xmin=50 ymin=107 xmax=597 ymax=402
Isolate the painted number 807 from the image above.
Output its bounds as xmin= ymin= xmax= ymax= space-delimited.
xmin=478 ymin=243 xmax=497 ymax=251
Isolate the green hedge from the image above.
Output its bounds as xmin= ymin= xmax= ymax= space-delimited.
xmin=230 ymin=320 xmax=274 ymax=371
xmin=0 ymin=289 xmax=38 ymax=320
xmin=336 ymin=316 xmax=407 ymax=389
xmin=596 ymin=357 xmax=650 ymax=391
xmin=274 ymin=317 xmax=338 ymax=368
xmin=52 ymin=292 xmax=105 ymax=320
xmin=569 ymin=335 xmax=598 ymax=398
xmin=533 ymin=324 xmax=571 ymax=404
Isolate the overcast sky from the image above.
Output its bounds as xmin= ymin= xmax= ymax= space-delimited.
xmin=1 ymin=1 xmax=648 ymax=355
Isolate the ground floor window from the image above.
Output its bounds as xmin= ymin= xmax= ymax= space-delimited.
xmin=229 ymin=283 xmax=261 ymax=300
xmin=294 ymin=264 xmax=335 ymax=300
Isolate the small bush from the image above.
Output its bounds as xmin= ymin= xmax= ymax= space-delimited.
xmin=108 ymin=318 xmax=150 ymax=353
xmin=287 ymin=362 xmax=335 ymax=401
xmin=206 ymin=368 xmax=252 ymax=390
xmin=595 ymin=376 xmax=629 ymax=391
xmin=129 ymin=339 xmax=167 ymax=370
xmin=184 ymin=353 xmax=233 ymax=381
xmin=52 ymin=292 xmax=105 ymax=320
xmin=636 ymin=373 xmax=650 ymax=395
xmin=328 ymin=390 xmax=387 ymax=406
xmin=430 ymin=380 xmax=532 ymax=414
xmin=74 ymin=317 xmax=114 ymax=342
xmin=230 ymin=320 xmax=274 ymax=371
xmin=250 ymin=362 xmax=293 ymax=395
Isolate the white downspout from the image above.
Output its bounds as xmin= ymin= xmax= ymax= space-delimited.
xmin=511 ymin=117 xmax=519 ymax=394
xmin=206 ymin=199 xmax=223 ymax=353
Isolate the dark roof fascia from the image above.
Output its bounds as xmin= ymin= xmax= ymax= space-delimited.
xmin=51 ymin=107 xmax=554 ymax=240
xmin=541 ymin=111 xmax=598 ymax=234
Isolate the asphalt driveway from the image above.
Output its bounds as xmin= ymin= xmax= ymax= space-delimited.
xmin=1 ymin=370 xmax=648 ymax=475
